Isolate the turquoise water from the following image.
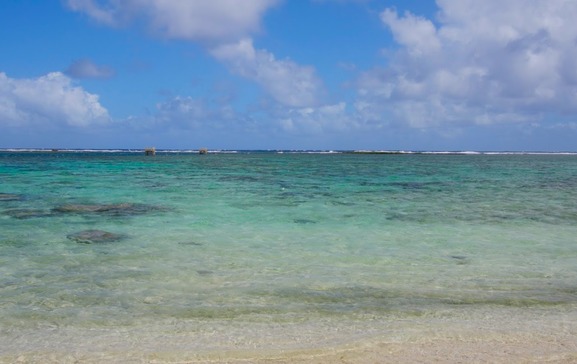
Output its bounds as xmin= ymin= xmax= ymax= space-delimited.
xmin=1 ymin=151 xmax=577 ymax=358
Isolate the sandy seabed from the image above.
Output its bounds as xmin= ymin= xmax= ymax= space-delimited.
xmin=4 ymin=334 xmax=577 ymax=364
xmin=2 ymin=307 xmax=577 ymax=363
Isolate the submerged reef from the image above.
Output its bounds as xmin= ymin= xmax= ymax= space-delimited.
xmin=53 ymin=202 xmax=166 ymax=217
xmin=0 ymin=193 xmax=23 ymax=201
xmin=3 ymin=208 xmax=53 ymax=219
xmin=67 ymin=229 xmax=126 ymax=244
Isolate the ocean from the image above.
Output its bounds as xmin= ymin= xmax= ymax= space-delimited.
xmin=1 ymin=150 xmax=576 ymax=362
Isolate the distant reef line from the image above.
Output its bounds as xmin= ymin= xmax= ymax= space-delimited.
xmin=0 ymin=148 xmax=576 ymax=155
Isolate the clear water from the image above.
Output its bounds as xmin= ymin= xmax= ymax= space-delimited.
xmin=1 ymin=151 xmax=577 ymax=359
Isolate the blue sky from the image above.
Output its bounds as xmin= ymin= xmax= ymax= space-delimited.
xmin=1 ymin=0 xmax=577 ymax=151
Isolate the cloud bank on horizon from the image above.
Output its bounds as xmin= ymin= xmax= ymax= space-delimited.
xmin=1 ymin=0 xmax=576 ymax=150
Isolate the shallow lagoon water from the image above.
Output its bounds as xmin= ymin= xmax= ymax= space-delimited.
xmin=1 ymin=151 xmax=577 ymax=361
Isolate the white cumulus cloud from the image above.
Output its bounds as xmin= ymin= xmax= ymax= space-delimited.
xmin=66 ymin=0 xmax=278 ymax=43
xmin=66 ymin=0 xmax=324 ymax=109
xmin=358 ymin=0 xmax=577 ymax=130
xmin=210 ymin=38 xmax=324 ymax=108
xmin=0 ymin=72 xmax=109 ymax=127
xmin=381 ymin=9 xmax=441 ymax=56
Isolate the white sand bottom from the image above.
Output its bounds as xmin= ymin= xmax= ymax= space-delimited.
xmin=2 ymin=306 xmax=577 ymax=363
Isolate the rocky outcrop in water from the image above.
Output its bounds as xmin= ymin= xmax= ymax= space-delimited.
xmin=66 ymin=229 xmax=125 ymax=244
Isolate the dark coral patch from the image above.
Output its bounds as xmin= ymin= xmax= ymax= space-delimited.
xmin=67 ymin=229 xmax=125 ymax=244
xmin=3 ymin=209 xmax=53 ymax=219
xmin=53 ymin=203 xmax=166 ymax=217
xmin=293 ymin=219 xmax=318 ymax=224
xmin=0 ymin=193 xmax=23 ymax=202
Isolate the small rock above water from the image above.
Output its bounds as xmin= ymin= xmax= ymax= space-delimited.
xmin=67 ymin=229 xmax=125 ymax=244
